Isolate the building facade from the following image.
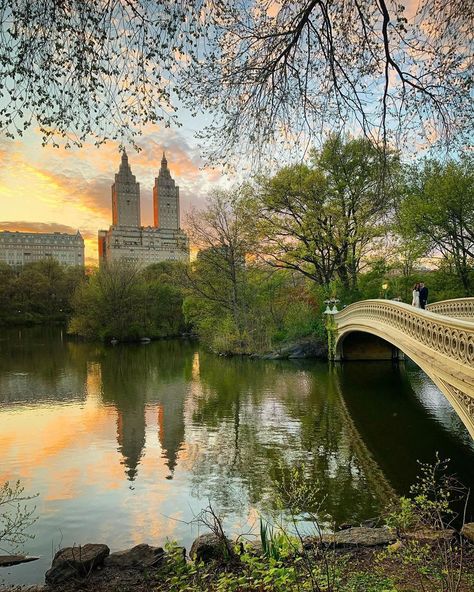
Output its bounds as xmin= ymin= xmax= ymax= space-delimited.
xmin=98 ymin=151 xmax=189 ymax=267
xmin=0 ymin=230 xmax=84 ymax=268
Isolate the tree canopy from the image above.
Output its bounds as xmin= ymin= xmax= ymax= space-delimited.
xmin=253 ymin=135 xmax=399 ymax=290
xmin=399 ymin=156 xmax=474 ymax=294
xmin=0 ymin=1 xmax=471 ymax=158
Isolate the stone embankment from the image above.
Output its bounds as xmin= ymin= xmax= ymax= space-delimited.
xmin=3 ymin=523 xmax=473 ymax=591
xmin=255 ymin=336 xmax=328 ymax=360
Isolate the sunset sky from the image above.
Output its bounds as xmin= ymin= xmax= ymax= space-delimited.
xmin=0 ymin=0 xmax=441 ymax=266
xmin=0 ymin=114 xmax=223 ymax=264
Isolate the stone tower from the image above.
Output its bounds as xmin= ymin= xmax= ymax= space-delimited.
xmin=153 ymin=152 xmax=180 ymax=229
xmin=112 ymin=150 xmax=141 ymax=227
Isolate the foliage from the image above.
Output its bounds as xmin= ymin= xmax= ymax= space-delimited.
xmin=259 ymin=517 xmax=293 ymax=563
xmin=69 ymin=260 xmax=185 ymax=341
xmin=0 ymin=259 xmax=84 ymax=326
xmin=0 ymin=2 xmax=471 ymax=157
xmin=183 ymin=188 xmax=327 ymax=354
xmin=184 ymin=188 xmax=256 ymax=349
xmin=253 ymin=136 xmax=399 ymax=290
xmin=152 ymin=459 xmax=474 ymax=591
xmin=380 ymin=456 xmax=469 ymax=592
xmin=398 ymin=156 xmax=474 ymax=295
xmin=0 ymin=480 xmax=38 ymax=553
xmin=187 ymin=0 xmax=472 ymax=162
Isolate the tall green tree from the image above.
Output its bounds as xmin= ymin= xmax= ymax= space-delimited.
xmin=255 ymin=136 xmax=398 ymax=292
xmin=399 ymin=156 xmax=474 ymax=294
xmin=183 ymin=188 xmax=326 ymax=353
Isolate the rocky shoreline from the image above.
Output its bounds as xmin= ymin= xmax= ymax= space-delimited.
xmin=2 ymin=523 xmax=474 ymax=591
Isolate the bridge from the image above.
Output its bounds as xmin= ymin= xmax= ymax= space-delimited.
xmin=325 ymin=298 xmax=474 ymax=439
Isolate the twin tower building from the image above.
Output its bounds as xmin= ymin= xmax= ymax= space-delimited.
xmin=98 ymin=151 xmax=189 ymax=266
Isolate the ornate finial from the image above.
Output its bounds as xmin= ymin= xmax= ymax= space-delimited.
xmin=122 ymin=148 xmax=128 ymax=161
xmin=161 ymin=151 xmax=167 ymax=167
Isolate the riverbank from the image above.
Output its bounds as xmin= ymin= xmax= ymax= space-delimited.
xmin=4 ymin=523 xmax=474 ymax=592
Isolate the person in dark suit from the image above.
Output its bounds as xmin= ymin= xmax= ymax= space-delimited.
xmin=419 ymin=282 xmax=428 ymax=309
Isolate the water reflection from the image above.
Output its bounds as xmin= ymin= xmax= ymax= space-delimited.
xmin=188 ymin=353 xmax=392 ymax=522
xmin=0 ymin=327 xmax=473 ymax=586
xmin=339 ymin=361 xmax=474 ymax=493
xmin=99 ymin=342 xmax=192 ymax=479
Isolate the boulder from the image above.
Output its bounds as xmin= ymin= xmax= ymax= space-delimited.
xmin=307 ymin=527 xmax=396 ymax=548
xmin=404 ymin=528 xmax=455 ymax=542
xmin=259 ymin=338 xmax=327 ymax=360
xmin=0 ymin=555 xmax=40 ymax=567
xmin=190 ymin=533 xmax=232 ymax=563
xmin=461 ymin=523 xmax=474 ymax=543
xmin=45 ymin=543 xmax=109 ymax=585
xmin=104 ymin=544 xmax=165 ymax=569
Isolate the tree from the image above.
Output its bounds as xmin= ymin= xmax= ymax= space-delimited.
xmin=0 ymin=1 xmax=471 ymax=157
xmin=0 ymin=262 xmax=15 ymax=322
xmin=254 ymin=135 xmax=398 ymax=291
xmin=190 ymin=0 xmax=472 ymax=162
xmin=69 ymin=259 xmax=185 ymax=340
xmin=399 ymin=156 xmax=474 ymax=294
xmin=0 ymin=481 xmax=37 ymax=553
xmin=0 ymin=259 xmax=85 ymax=324
xmin=184 ymin=188 xmax=255 ymax=350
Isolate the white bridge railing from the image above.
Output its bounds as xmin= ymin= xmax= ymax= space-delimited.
xmin=427 ymin=297 xmax=474 ymax=321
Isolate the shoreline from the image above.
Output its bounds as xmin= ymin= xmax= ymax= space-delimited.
xmin=3 ymin=523 xmax=474 ymax=591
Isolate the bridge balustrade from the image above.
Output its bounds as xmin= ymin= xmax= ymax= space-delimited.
xmin=334 ymin=300 xmax=474 ymax=368
xmin=427 ymin=297 xmax=474 ymax=321
xmin=327 ymin=299 xmax=474 ymax=439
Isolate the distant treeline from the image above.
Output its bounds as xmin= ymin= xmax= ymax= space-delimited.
xmin=0 ymin=260 xmax=84 ymax=325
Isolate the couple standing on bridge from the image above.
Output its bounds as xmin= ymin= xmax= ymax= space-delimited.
xmin=412 ymin=283 xmax=429 ymax=309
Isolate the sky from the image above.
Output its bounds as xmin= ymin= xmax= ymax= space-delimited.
xmin=0 ymin=0 xmax=448 ymax=265
xmin=0 ymin=115 xmax=223 ymax=264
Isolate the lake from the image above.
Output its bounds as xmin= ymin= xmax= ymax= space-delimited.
xmin=1 ymin=326 xmax=473 ymax=585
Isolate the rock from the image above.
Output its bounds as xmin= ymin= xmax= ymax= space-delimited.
xmin=45 ymin=543 xmax=109 ymax=585
xmin=259 ymin=337 xmax=327 ymax=360
xmin=104 ymin=544 xmax=165 ymax=569
xmin=0 ymin=555 xmax=40 ymax=567
xmin=307 ymin=527 xmax=396 ymax=548
xmin=461 ymin=523 xmax=474 ymax=543
xmin=190 ymin=533 xmax=232 ymax=563
xmin=404 ymin=529 xmax=455 ymax=542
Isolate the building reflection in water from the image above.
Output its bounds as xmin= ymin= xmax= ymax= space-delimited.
xmin=98 ymin=341 xmax=191 ymax=481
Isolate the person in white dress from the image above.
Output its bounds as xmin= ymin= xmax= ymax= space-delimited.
xmin=412 ymin=283 xmax=421 ymax=307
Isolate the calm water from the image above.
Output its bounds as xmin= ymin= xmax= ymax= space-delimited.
xmin=1 ymin=327 xmax=473 ymax=585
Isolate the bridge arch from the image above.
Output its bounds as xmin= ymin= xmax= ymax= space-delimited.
xmin=336 ymin=329 xmax=402 ymax=361
xmin=328 ymin=300 xmax=474 ymax=439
